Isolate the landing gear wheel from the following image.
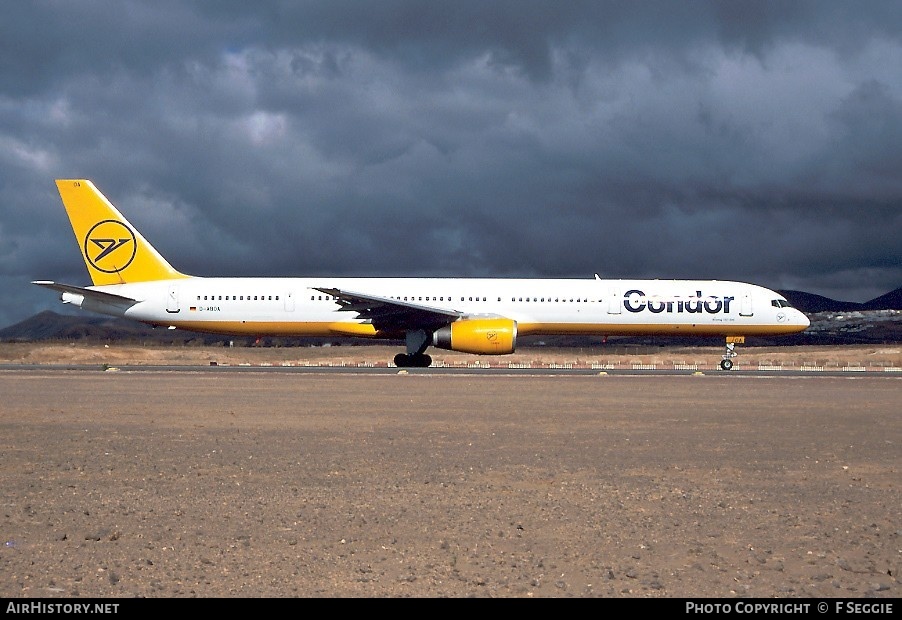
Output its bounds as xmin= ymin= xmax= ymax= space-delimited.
xmin=721 ymin=337 xmax=742 ymax=371
xmin=394 ymin=353 xmax=432 ymax=368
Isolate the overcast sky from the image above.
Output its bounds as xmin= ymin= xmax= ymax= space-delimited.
xmin=2 ymin=1 xmax=901 ymax=328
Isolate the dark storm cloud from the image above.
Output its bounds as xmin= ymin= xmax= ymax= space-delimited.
xmin=1 ymin=1 xmax=900 ymax=327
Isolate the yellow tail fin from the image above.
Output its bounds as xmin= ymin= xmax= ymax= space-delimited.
xmin=55 ymin=179 xmax=189 ymax=285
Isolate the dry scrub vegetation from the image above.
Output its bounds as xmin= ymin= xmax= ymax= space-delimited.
xmin=0 ymin=341 xmax=899 ymax=370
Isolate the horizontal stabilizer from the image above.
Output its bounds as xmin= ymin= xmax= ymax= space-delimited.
xmin=31 ymin=281 xmax=139 ymax=305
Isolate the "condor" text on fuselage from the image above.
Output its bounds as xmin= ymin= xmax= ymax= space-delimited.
xmin=623 ymin=289 xmax=735 ymax=314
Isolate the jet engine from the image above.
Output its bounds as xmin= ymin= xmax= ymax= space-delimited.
xmin=432 ymin=318 xmax=517 ymax=355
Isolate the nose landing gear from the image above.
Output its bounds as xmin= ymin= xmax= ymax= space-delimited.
xmin=720 ymin=336 xmax=745 ymax=371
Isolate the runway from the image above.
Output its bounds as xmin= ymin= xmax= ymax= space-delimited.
xmin=1 ymin=361 xmax=900 ymax=378
xmin=0 ymin=367 xmax=898 ymax=597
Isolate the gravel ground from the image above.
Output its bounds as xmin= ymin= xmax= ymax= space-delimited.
xmin=0 ymin=342 xmax=900 ymax=371
xmin=0 ymin=368 xmax=898 ymax=598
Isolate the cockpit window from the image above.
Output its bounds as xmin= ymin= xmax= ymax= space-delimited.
xmin=771 ymin=299 xmax=793 ymax=308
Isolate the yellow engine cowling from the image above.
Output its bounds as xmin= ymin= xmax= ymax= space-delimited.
xmin=433 ymin=318 xmax=517 ymax=355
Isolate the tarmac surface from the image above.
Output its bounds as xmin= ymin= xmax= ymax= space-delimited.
xmin=0 ymin=367 xmax=899 ymax=598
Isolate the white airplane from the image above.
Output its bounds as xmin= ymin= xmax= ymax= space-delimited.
xmin=34 ymin=179 xmax=810 ymax=369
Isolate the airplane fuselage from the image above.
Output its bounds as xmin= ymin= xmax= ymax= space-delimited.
xmin=68 ymin=276 xmax=809 ymax=339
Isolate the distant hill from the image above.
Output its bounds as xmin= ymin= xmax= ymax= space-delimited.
xmin=778 ymin=287 xmax=901 ymax=313
xmin=0 ymin=310 xmax=351 ymax=348
xmin=0 ymin=310 xmax=198 ymax=344
xmin=777 ymin=291 xmax=852 ymax=313
xmin=862 ymin=287 xmax=902 ymax=311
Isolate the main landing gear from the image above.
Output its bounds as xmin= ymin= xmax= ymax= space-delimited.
xmin=394 ymin=352 xmax=433 ymax=368
xmin=394 ymin=329 xmax=434 ymax=368
xmin=720 ymin=336 xmax=745 ymax=371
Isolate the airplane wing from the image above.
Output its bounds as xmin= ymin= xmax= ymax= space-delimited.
xmin=32 ymin=281 xmax=139 ymax=305
xmin=314 ymin=287 xmax=463 ymax=332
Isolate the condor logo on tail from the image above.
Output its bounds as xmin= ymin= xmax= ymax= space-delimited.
xmin=84 ymin=220 xmax=136 ymax=273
